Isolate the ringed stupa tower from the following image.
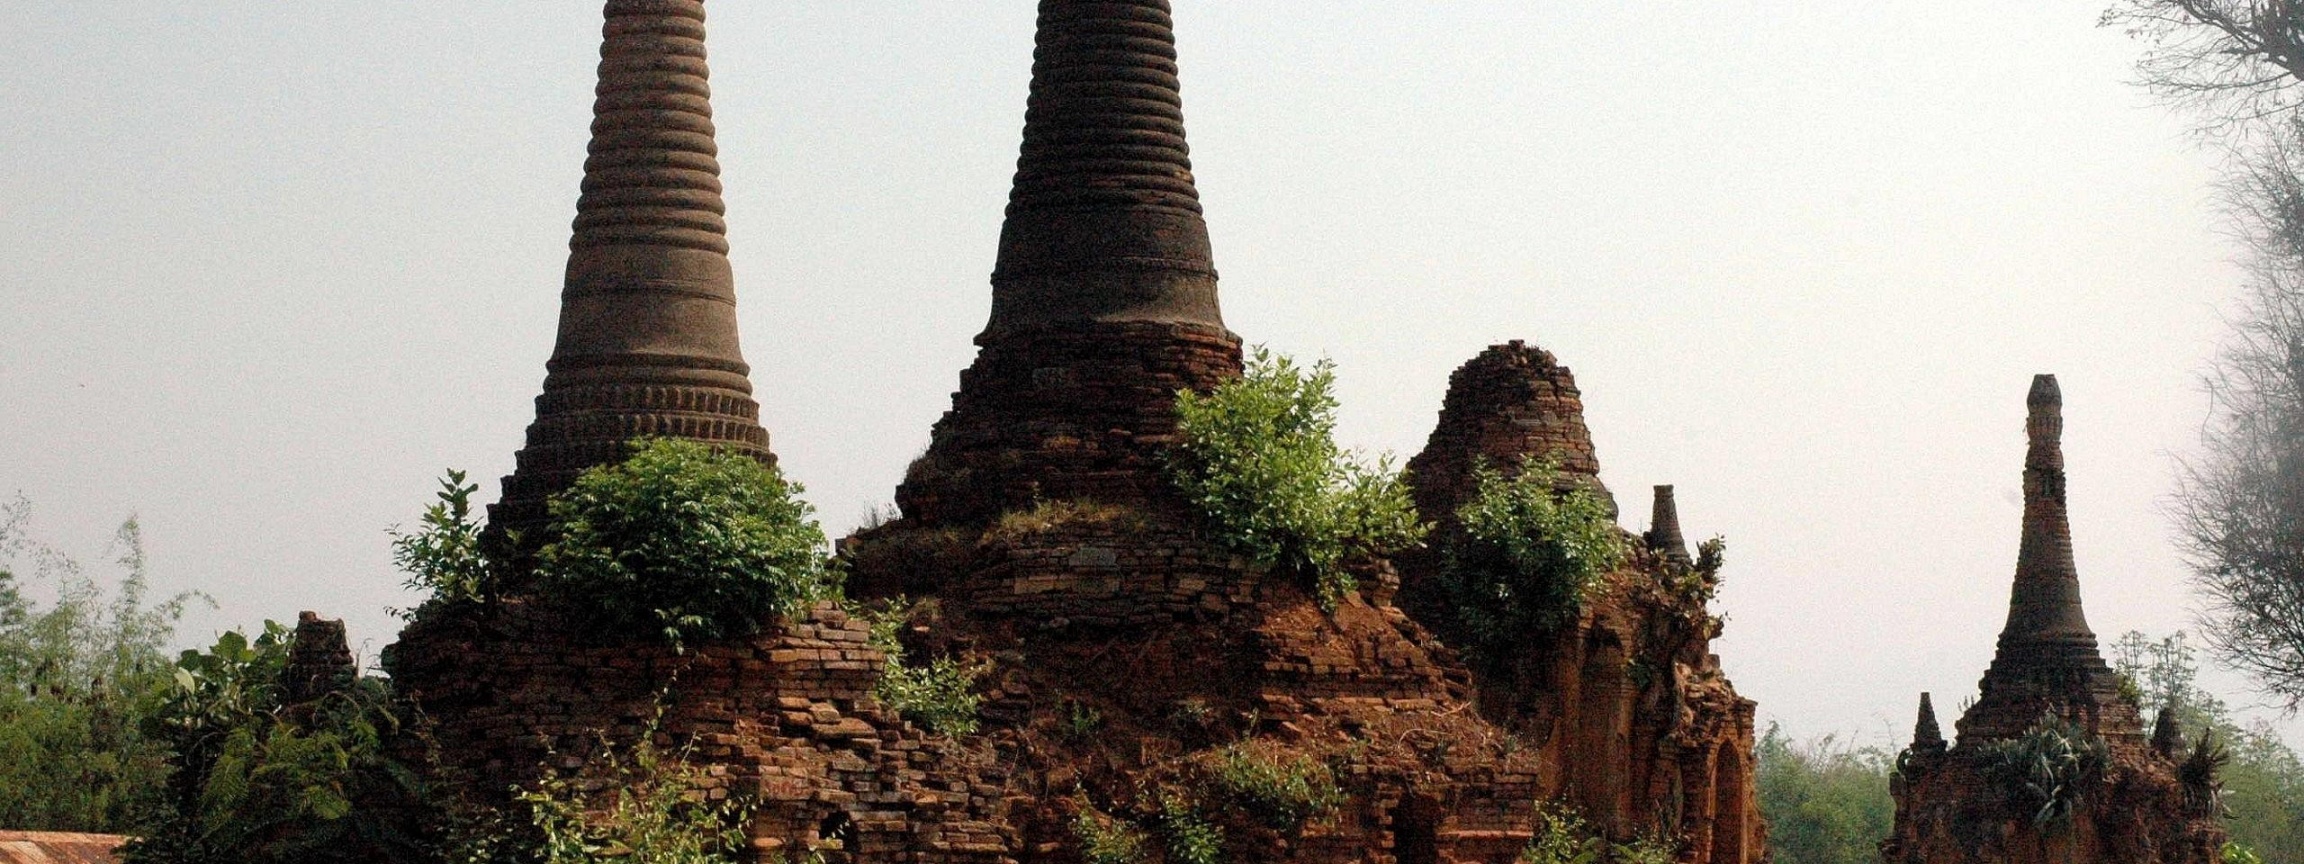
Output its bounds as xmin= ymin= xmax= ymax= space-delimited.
xmin=1885 ymin=375 xmax=2223 ymax=864
xmin=895 ymin=0 xmax=1244 ymax=527
xmin=490 ymin=0 xmax=773 ymax=543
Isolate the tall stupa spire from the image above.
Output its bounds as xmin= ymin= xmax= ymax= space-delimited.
xmin=1993 ymin=375 xmax=2100 ymax=664
xmin=1955 ymin=374 xmax=2129 ymax=744
xmin=897 ymin=0 xmax=1242 ymax=526
xmin=491 ymin=0 xmax=772 ymax=541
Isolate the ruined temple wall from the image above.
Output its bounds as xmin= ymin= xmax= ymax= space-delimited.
xmin=386 ymin=603 xmax=1017 ymax=863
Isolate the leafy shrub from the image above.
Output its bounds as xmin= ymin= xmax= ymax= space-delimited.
xmin=1205 ymin=742 xmax=1344 ymax=831
xmin=878 ymin=657 xmax=982 ymax=737
xmin=852 ymin=599 xmax=982 ymax=737
xmin=509 ymin=733 xmax=754 ymax=864
xmin=2226 ymin=842 xmax=2266 ymax=864
xmin=536 ymin=438 xmax=838 ymax=645
xmin=126 ymin=624 xmax=429 ymax=864
xmin=1979 ymin=712 xmax=2110 ymax=830
xmin=1169 ymin=347 xmax=1426 ymax=608
xmin=1069 ymin=805 xmax=1149 ymax=864
xmin=1755 ymin=723 xmax=1894 ymax=864
xmin=1441 ymin=460 xmax=1625 ymax=661
xmin=390 ymin=469 xmax=492 ymax=618
xmin=2182 ymin=728 xmax=2232 ymax=816
xmin=0 ymin=503 xmax=194 ymax=833
xmin=1154 ymin=792 xmax=1224 ymax=864
xmin=1518 ymin=801 xmax=1601 ymax=864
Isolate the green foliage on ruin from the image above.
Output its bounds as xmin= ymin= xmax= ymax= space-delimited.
xmin=1069 ymin=805 xmax=1149 ymax=864
xmin=852 ymin=599 xmax=982 ymax=737
xmin=1754 ymin=723 xmax=1894 ymax=864
xmin=1204 ymin=741 xmax=1344 ymax=833
xmin=1168 ymin=347 xmax=1426 ymax=608
xmin=124 ymin=624 xmax=430 ymax=864
xmin=536 ymin=438 xmax=839 ymax=646
xmin=390 ymin=470 xmax=492 ymax=619
xmin=1979 ymin=712 xmax=2110 ymax=831
xmin=0 ymin=503 xmax=191 ymax=834
xmin=495 ymin=732 xmax=754 ymax=864
xmin=1153 ymin=792 xmax=1225 ymax=864
xmin=1513 ymin=800 xmax=1672 ymax=864
xmin=1440 ymin=459 xmax=1626 ymax=663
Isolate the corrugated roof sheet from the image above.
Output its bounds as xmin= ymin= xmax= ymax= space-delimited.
xmin=0 ymin=832 xmax=126 ymax=864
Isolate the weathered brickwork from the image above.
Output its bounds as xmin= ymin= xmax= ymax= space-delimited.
xmin=1394 ymin=343 xmax=1762 ymax=860
xmin=1884 ymin=377 xmax=2223 ymax=864
xmin=395 ymin=3 xmax=1769 ymax=862
xmin=896 ymin=323 xmax=1241 ymax=527
xmin=1403 ymin=340 xmax=1614 ymax=526
xmin=895 ymin=0 xmax=1243 ymax=527
xmin=388 ymin=603 xmax=1017 ymax=863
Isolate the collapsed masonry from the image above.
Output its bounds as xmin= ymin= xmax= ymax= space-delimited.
xmin=388 ymin=1 xmax=1763 ymax=861
xmin=1883 ymin=376 xmax=2223 ymax=864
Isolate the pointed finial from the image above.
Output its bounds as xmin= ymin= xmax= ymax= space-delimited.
xmin=1646 ymin=485 xmax=1692 ymax=565
xmin=1913 ymin=692 xmax=1946 ymax=751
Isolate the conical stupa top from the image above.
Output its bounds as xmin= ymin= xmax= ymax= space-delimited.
xmin=1995 ymin=374 xmax=2098 ymax=659
xmin=490 ymin=0 xmax=772 ymax=539
xmin=1646 ymin=485 xmax=1691 ymax=565
xmin=984 ymin=0 xmax=1224 ymax=338
xmin=1912 ymin=692 xmax=1945 ymax=751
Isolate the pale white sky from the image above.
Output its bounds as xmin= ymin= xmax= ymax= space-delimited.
xmin=0 ymin=2 xmax=2266 ymax=741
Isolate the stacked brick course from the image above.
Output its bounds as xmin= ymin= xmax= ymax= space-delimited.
xmin=388 ymin=603 xmax=1016 ymax=863
xmin=1884 ymin=377 xmax=2223 ymax=864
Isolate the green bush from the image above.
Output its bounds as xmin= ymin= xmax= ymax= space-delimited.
xmin=1755 ymin=723 xmax=1894 ymax=864
xmin=852 ymin=599 xmax=982 ymax=737
xmin=390 ymin=469 xmax=492 ymax=618
xmin=0 ymin=503 xmax=193 ymax=834
xmin=1517 ymin=801 xmax=1601 ymax=864
xmin=1155 ymin=793 xmax=1224 ymax=864
xmin=1980 ymin=712 xmax=2110 ymax=830
xmin=536 ymin=438 xmax=838 ymax=645
xmin=1441 ymin=460 xmax=1625 ymax=661
xmin=1169 ymin=347 xmax=1426 ymax=608
xmin=1069 ymin=805 xmax=1149 ymax=864
xmin=1205 ymin=742 xmax=1344 ymax=832
xmin=507 ymin=734 xmax=754 ymax=864
xmin=125 ymin=624 xmax=429 ymax=864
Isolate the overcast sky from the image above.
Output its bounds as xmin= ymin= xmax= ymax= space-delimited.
xmin=0 ymin=2 xmax=2263 ymax=741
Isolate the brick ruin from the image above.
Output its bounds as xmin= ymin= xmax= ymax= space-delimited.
xmin=1883 ymin=376 xmax=2224 ymax=864
xmin=386 ymin=1 xmax=1764 ymax=862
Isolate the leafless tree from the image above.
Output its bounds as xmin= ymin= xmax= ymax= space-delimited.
xmin=2105 ymin=0 xmax=2304 ymax=139
xmin=2174 ymin=132 xmax=2304 ymax=709
xmin=2104 ymin=1 xmax=2304 ymax=707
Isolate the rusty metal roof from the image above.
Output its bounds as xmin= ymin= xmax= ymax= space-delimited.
xmin=0 ymin=832 xmax=126 ymax=864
